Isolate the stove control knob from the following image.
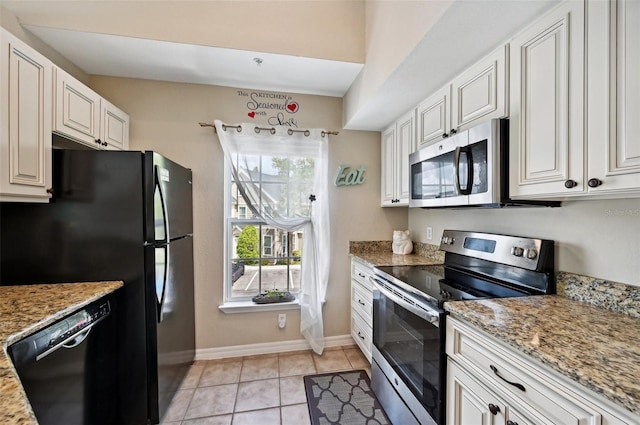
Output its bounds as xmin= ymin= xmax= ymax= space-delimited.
xmin=511 ymin=246 xmax=524 ymax=257
xmin=525 ymin=248 xmax=538 ymax=260
xmin=442 ymin=236 xmax=454 ymax=245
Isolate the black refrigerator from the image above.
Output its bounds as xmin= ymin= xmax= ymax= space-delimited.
xmin=0 ymin=149 xmax=195 ymax=425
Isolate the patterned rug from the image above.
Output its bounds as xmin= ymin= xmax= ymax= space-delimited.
xmin=304 ymin=370 xmax=390 ymax=425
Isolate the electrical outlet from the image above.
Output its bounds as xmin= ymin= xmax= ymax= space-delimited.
xmin=427 ymin=227 xmax=433 ymax=240
xmin=278 ymin=313 xmax=286 ymax=329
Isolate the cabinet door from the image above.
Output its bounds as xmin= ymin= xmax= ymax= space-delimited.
xmin=54 ymin=67 xmax=102 ymax=148
xmin=587 ymin=0 xmax=640 ymax=194
xmin=101 ymin=99 xmax=129 ymax=150
xmin=417 ymin=85 xmax=451 ymax=148
xmin=448 ymin=359 xmax=506 ymax=425
xmin=381 ymin=124 xmax=396 ymax=206
xmin=451 ymin=44 xmax=508 ymax=132
xmin=509 ymin=1 xmax=585 ymax=198
xmin=0 ymin=29 xmax=52 ymax=202
xmin=395 ymin=110 xmax=415 ymax=205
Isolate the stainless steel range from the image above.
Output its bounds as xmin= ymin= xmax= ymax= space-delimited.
xmin=370 ymin=230 xmax=555 ymax=425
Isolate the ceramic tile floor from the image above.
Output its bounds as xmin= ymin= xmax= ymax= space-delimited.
xmin=162 ymin=346 xmax=371 ymax=425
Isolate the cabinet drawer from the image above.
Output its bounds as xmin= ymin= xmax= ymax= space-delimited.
xmin=351 ymin=280 xmax=373 ymax=324
xmin=447 ymin=318 xmax=601 ymax=424
xmin=351 ymin=312 xmax=372 ymax=362
xmin=351 ymin=260 xmax=374 ymax=290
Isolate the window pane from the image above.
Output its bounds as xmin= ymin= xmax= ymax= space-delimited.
xmin=289 ymin=157 xmax=315 ymax=184
xmin=289 ymin=183 xmax=313 ymax=217
xmin=262 ymin=156 xmax=288 ymax=182
xmin=262 ymin=183 xmax=289 ymax=217
xmin=236 ymin=154 xmax=261 ymax=178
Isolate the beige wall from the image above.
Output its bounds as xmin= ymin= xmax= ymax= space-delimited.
xmin=409 ymin=198 xmax=640 ymax=287
xmin=343 ymin=0 xmax=452 ymax=128
xmin=89 ymin=76 xmax=408 ymax=350
xmin=1 ymin=1 xmax=365 ymax=63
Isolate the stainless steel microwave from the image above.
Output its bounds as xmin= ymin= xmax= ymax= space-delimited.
xmin=408 ymin=119 xmax=559 ymax=208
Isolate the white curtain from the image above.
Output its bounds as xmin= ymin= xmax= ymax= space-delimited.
xmin=215 ymin=120 xmax=330 ymax=354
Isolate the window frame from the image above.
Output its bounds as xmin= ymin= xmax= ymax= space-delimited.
xmin=222 ymin=152 xmax=307 ymax=306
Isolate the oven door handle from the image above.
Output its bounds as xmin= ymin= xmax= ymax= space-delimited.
xmin=370 ymin=276 xmax=440 ymax=327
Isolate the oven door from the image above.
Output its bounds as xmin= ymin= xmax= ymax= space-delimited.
xmin=371 ymin=278 xmax=445 ymax=425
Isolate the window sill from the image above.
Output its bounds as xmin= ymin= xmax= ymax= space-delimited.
xmin=219 ymin=300 xmax=300 ymax=314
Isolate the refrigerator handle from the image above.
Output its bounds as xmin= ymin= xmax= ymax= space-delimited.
xmin=156 ymin=244 xmax=169 ymax=323
xmin=154 ymin=166 xmax=170 ymax=243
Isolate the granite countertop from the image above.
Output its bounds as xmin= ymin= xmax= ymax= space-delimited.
xmin=350 ymin=240 xmax=445 ymax=267
xmin=0 ymin=282 xmax=124 ymax=425
xmin=445 ymin=296 xmax=640 ymax=417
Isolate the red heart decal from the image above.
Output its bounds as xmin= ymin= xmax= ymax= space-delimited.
xmin=248 ymin=111 xmax=256 ymax=118
xmin=286 ymin=102 xmax=298 ymax=113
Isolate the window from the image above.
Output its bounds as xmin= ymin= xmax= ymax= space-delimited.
xmin=238 ymin=205 xmax=247 ymax=219
xmin=225 ymin=152 xmax=312 ymax=301
xmin=262 ymin=234 xmax=272 ymax=256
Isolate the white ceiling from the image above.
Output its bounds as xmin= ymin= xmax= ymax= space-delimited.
xmin=23 ymin=25 xmax=364 ymax=98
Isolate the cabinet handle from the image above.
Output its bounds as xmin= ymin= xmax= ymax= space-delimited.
xmin=358 ymin=300 xmax=366 ymax=306
xmin=490 ymin=365 xmax=526 ymax=392
xmin=442 ymin=133 xmax=449 ymax=138
xmin=357 ymin=332 xmax=365 ymax=340
xmin=358 ymin=273 xmax=366 ymax=278
xmin=588 ymin=178 xmax=602 ymax=188
xmin=95 ymin=139 xmax=101 ymax=144
xmin=507 ymin=421 xmax=519 ymax=425
xmin=450 ymin=128 xmax=457 ymax=134
xmin=488 ymin=403 xmax=500 ymax=415
xmin=46 ymin=188 xmax=54 ymax=195
xmin=564 ymin=179 xmax=578 ymax=189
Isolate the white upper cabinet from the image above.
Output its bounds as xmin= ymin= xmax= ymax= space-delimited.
xmin=54 ymin=67 xmax=129 ymax=150
xmin=509 ymin=0 xmax=585 ymax=198
xmin=587 ymin=0 xmax=640 ymax=195
xmin=0 ymin=28 xmax=53 ymax=202
xmin=416 ymin=85 xmax=451 ymax=148
xmin=510 ymin=0 xmax=640 ymax=199
xmin=416 ymin=44 xmax=508 ymax=149
xmin=381 ymin=109 xmax=415 ymax=206
xmin=54 ymin=67 xmax=101 ymax=147
xmin=101 ymin=98 xmax=129 ymax=151
xmin=451 ymin=44 xmax=508 ymax=132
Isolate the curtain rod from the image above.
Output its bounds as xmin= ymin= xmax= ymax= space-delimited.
xmin=198 ymin=122 xmax=339 ymax=137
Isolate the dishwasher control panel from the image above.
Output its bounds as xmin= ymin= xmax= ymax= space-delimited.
xmin=9 ymin=297 xmax=111 ymax=368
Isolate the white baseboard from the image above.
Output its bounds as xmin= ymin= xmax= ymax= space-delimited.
xmin=195 ymin=334 xmax=355 ymax=360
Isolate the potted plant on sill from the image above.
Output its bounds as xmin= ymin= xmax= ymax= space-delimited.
xmin=252 ymin=289 xmax=295 ymax=304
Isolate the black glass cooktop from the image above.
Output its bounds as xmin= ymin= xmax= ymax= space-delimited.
xmin=374 ymin=264 xmax=496 ymax=309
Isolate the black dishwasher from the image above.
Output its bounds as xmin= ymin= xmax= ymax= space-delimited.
xmin=9 ymin=295 xmax=119 ymax=425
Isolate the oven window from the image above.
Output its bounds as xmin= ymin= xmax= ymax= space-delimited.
xmin=373 ymin=291 xmax=443 ymax=422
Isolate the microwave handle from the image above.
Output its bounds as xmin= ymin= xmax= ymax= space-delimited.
xmin=454 ymin=146 xmax=473 ymax=195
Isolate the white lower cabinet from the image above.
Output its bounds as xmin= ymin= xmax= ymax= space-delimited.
xmin=350 ymin=258 xmax=374 ymax=362
xmin=446 ymin=317 xmax=638 ymax=425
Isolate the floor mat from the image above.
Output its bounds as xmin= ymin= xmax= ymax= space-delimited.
xmin=303 ymin=370 xmax=390 ymax=425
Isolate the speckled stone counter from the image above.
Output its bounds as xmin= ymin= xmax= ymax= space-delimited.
xmin=445 ymin=296 xmax=640 ymax=417
xmin=349 ymin=240 xmax=444 ymax=267
xmin=0 ymin=282 xmax=123 ymax=425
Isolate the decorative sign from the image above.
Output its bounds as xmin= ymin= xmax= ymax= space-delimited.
xmin=237 ymin=90 xmax=300 ymax=127
xmin=335 ymin=165 xmax=366 ymax=187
